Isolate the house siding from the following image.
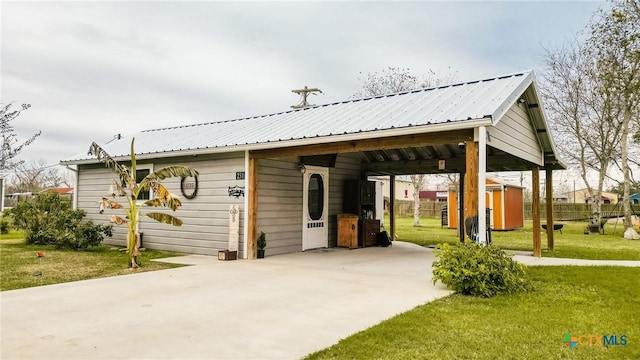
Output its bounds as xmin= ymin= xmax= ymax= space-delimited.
xmin=78 ymin=152 xmax=246 ymax=257
xmin=256 ymin=153 xmax=364 ymax=256
xmin=256 ymin=157 xmax=304 ymax=256
xmin=489 ymin=103 xmax=543 ymax=166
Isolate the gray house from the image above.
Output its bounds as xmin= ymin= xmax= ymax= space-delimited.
xmin=62 ymin=70 xmax=564 ymax=259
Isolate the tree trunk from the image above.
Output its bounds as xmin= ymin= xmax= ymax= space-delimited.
xmin=622 ymin=107 xmax=632 ymax=230
xmin=412 ymin=190 xmax=421 ymax=227
xmin=410 ymin=174 xmax=424 ymax=227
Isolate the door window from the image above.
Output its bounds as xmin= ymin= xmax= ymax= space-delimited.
xmin=308 ymin=174 xmax=324 ymax=220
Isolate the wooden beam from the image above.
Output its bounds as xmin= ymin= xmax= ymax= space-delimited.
xmin=532 ymin=167 xmax=541 ymax=257
xmin=251 ymin=130 xmax=473 ymax=159
xmin=459 ymin=171 xmax=465 ymax=242
xmin=546 ymin=167 xmax=554 ymax=251
xmin=463 ymin=140 xmax=478 ymax=238
xmin=389 ymin=175 xmax=396 ymax=241
xmin=247 ymin=156 xmax=258 ymax=260
xmin=365 ymin=155 xmax=532 ymax=176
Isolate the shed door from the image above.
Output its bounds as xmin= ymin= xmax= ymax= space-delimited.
xmin=486 ymin=191 xmax=494 ymax=229
xmin=302 ymin=166 xmax=328 ymax=251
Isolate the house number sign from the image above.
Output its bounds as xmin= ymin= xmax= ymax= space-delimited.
xmin=180 ymin=176 xmax=198 ymax=199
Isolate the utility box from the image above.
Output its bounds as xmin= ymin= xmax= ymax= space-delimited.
xmin=337 ymin=214 xmax=358 ymax=249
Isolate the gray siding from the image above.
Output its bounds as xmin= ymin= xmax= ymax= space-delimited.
xmin=489 ymin=103 xmax=543 ymax=166
xmin=328 ymin=153 xmax=364 ymax=246
xmin=256 ymin=157 xmax=303 ymax=256
xmin=256 ymin=153 xmax=364 ymax=256
xmin=77 ymin=152 xmax=246 ymax=257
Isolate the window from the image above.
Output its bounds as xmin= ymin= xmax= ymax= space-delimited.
xmin=136 ymin=168 xmax=151 ymax=200
xmin=307 ymin=174 xmax=324 ymax=220
xmin=122 ymin=165 xmax=153 ymax=201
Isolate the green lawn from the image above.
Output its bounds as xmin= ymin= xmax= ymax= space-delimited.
xmin=390 ymin=216 xmax=640 ymax=260
xmin=1 ymin=229 xmax=25 ymax=240
xmin=0 ymin=237 xmax=184 ymax=291
xmin=307 ymin=266 xmax=640 ymax=359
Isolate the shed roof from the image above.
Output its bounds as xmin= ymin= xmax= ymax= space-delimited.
xmin=62 ymin=70 xmax=563 ymax=171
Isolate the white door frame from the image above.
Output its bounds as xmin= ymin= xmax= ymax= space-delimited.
xmin=302 ymin=166 xmax=329 ymax=251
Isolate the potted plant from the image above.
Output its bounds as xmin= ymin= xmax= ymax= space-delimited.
xmin=257 ymin=231 xmax=266 ymax=258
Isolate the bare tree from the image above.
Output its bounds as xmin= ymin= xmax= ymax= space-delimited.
xmin=354 ymin=67 xmax=456 ymax=226
xmin=586 ymin=0 xmax=640 ymax=238
xmin=1 ymin=103 xmax=41 ymax=173
xmin=7 ymin=159 xmax=63 ymax=193
xmin=541 ymin=41 xmax=623 ymax=228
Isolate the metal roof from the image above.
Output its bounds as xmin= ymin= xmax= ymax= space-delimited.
xmin=62 ymin=70 xmax=563 ymax=169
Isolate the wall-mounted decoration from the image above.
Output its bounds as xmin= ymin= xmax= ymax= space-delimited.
xmin=236 ymin=172 xmax=245 ymax=180
xmin=180 ymin=176 xmax=198 ymax=199
xmin=228 ymin=185 xmax=245 ymax=198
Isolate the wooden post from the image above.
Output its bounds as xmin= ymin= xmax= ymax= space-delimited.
xmin=464 ymin=140 xmax=478 ymax=238
xmin=459 ymin=171 xmax=465 ymax=242
xmin=546 ymin=167 xmax=554 ymax=251
xmin=532 ymin=167 xmax=541 ymax=257
xmin=389 ymin=175 xmax=396 ymax=241
xmin=247 ymin=156 xmax=258 ymax=260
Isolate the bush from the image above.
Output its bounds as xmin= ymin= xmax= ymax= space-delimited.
xmin=432 ymin=240 xmax=533 ymax=297
xmin=7 ymin=192 xmax=112 ymax=249
xmin=0 ymin=220 xmax=9 ymax=234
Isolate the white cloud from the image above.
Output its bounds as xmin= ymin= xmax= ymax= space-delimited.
xmin=1 ymin=0 xmax=605 ymax=175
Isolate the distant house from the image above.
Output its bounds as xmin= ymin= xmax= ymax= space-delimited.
xmin=565 ymin=188 xmax=618 ymax=205
xmin=369 ymin=176 xmax=415 ymax=202
xmin=552 ymin=194 xmax=569 ymax=203
xmin=39 ymin=187 xmax=74 ymax=195
xmin=419 ymin=190 xmax=448 ymax=202
xmin=630 ymin=193 xmax=640 ymax=205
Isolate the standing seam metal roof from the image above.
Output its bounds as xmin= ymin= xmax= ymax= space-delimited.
xmin=63 ymin=71 xmax=537 ymax=163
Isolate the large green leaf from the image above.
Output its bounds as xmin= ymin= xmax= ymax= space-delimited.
xmin=147 ymin=166 xmax=199 ymax=181
xmin=146 ymin=212 xmax=183 ymax=226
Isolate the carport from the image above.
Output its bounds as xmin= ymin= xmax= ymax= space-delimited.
xmin=246 ymin=70 xmax=565 ymax=258
xmin=63 ymin=70 xmax=564 ymax=258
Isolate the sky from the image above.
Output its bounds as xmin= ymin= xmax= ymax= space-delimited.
xmin=1 ymin=0 xmax=606 ymax=188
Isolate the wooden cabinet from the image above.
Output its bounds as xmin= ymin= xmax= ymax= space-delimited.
xmin=360 ymin=219 xmax=380 ymax=247
xmin=343 ymin=180 xmax=376 ymax=220
xmin=337 ymin=214 xmax=359 ymax=249
xmin=343 ymin=180 xmax=379 ymax=247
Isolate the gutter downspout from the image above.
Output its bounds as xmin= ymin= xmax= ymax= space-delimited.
xmin=65 ymin=165 xmax=79 ymax=210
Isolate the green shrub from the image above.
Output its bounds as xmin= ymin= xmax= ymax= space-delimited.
xmin=6 ymin=192 xmax=112 ymax=249
xmin=76 ymin=220 xmax=113 ymax=249
xmin=0 ymin=220 xmax=9 ymax=234
xmin=432 ymin=240 xmax=533 ymax=297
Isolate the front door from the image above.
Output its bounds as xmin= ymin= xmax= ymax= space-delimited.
xmin=302 ymin=166 xmax=329 ymax=250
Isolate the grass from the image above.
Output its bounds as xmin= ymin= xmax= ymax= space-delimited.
xmin=307 ymin=266 xmax=640 ymax=359
xmin=390 ymin=216 xmax=640 ymax=260
xmin=0 ymin=237 xmax=185 ymax=291
xmin=1 ymin=229 xmax=25 ymax=240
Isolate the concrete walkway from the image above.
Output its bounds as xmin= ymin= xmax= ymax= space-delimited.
xmin=0 ymin=242 xmax=451 ymax=360
xmin=512 ymin=254 xmax=640 ymax=267
xmin=3 ymin=242 xmax=638 ymax=360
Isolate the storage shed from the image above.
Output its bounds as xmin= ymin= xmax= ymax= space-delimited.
xmin=447 ymin=179 xmax=524 ymax=231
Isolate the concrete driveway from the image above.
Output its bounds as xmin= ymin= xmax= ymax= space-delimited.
xmin=1 ymin=241 xmax=451 ymax=360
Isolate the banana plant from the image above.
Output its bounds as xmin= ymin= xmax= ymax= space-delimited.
xmin=88 ymin=138 xmax=199 ymax=268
